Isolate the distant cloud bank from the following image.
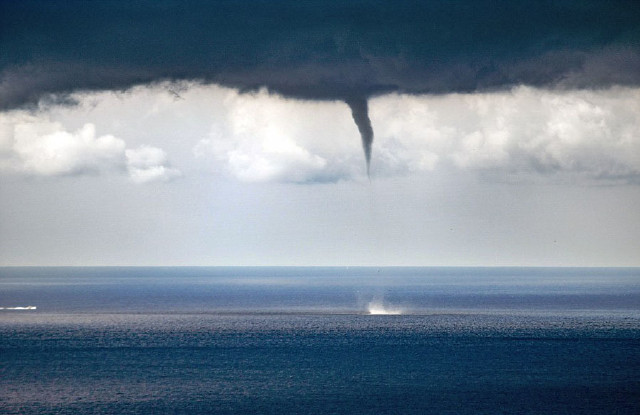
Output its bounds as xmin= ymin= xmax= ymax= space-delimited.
xmin=2 ymin=84 xmax=639 ymax=185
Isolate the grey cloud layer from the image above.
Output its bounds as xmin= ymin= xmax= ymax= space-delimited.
xmin=1 ymin=0 xmax=639 ymax=110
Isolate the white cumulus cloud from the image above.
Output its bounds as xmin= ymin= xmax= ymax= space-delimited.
xmin=370 ymin=86 xmax=640 ymax=182
xmin=1 ymin=115 xmax=125 ymax=175
xmin=194 ymin=88 xmax=362 ymax=183
xmin=125 ymin=146 xmax=181 ymax=184
xmin=0 ymin=111 xmax=179 ymax=183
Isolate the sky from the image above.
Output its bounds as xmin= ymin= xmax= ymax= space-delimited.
xmin=1 ymin=0 xmax=639 ymax=266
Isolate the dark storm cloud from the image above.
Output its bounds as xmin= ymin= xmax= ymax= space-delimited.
xmin=1 ymin=1 xmax=639 ymax=167
xmin=1 ymin=0 xmax=639 ymax=110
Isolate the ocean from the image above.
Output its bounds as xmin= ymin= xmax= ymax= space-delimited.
xmin=1 ymin=267 xmax=639 ymax=414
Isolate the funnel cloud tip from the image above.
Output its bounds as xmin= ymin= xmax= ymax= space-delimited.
xmin=345 ymin=97 xmax=374 ymax=176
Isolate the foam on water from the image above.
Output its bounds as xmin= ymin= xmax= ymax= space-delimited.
xmin=0 ymin=306 xmax=36 ymax=310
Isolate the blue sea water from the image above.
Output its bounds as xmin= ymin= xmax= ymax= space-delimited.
xmin=1 ymin=267 xmax=639 ymax=414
